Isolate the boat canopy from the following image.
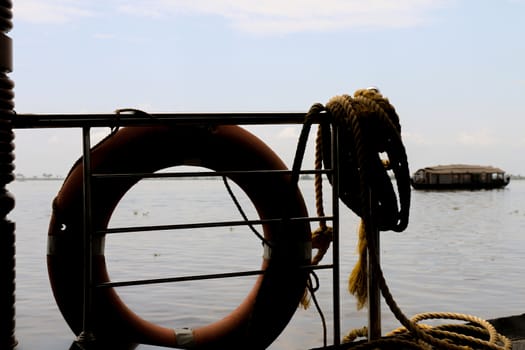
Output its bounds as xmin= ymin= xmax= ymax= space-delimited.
xmin=417 ymin=164 xmax=506 ymax=175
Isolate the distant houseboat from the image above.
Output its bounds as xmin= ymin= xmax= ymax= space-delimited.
xmin=411 ymin=164 xmax=510 ymax=190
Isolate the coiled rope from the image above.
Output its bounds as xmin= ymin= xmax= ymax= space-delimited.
xmin=292 ymin=89 xmax=511 ymax=350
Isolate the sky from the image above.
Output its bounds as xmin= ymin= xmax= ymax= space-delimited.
xmin=7 ymin=0 xmax=525 ymax=177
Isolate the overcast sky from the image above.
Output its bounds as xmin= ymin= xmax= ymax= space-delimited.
xmin=8 ymin=0 xmax=525 ymax=177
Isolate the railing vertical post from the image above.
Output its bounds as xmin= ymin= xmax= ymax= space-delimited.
xmin=76 ymin=127 xmax=96 ymax=345
xmin=367 ymin=190 xmax=381 ymax=340
xmin=331 ymin=123 xmax=341 ymax=345
xmin=0 ymin=1 xmax=17 ymax=348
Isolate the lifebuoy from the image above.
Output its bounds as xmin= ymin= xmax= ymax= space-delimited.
xmin=47 ymin=125 xmax=311 ymax=349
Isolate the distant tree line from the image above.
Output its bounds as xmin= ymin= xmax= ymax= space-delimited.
xmin=12 ymin=172 xmax=525 ymax=181
xmin=15 ymin=173 xmax=64 ymax=180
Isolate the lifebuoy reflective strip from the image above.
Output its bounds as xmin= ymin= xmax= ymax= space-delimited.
xmin=47 ymin=125 xmax=311 ymax=349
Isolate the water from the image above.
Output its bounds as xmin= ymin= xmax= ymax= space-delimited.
xmin=7 ymin=178 xmax=525 ymax=350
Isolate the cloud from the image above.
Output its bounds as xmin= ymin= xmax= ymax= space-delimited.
xmin=47 ymin=134 xmax=61 ymax=145
xmin=406 ymin=128 xmax=504 ymax=148
xmin=14 ymin=0 xmax=452 ymax=33
xmin=117 ymin=0 xmax=452 ymax=34
xmin=277 ymin=126 xmax=300 ymax=139
xmin=402 ymin=131 xmax=433 ymax=145
xmin=456 ymin=129 xmax=498 ymax=147
xmin=14 ymin=0 xmax=94 ymax=23
xmin=92 ymin=129 xmax=112 ymax=144
xmin=93 ymin=33 xmax=116 ymax=40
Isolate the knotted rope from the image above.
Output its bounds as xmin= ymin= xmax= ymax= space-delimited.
xmin=293 ymin=89 xmax=510 ymax=350
xmin=296 ymin=88 xmax=410 ymax=308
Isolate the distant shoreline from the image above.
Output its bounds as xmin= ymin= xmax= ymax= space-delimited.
xmin=14 ymin=177 xmax=65 ymax=181
xmin=13 ymin=175 xmax=525 ymax=181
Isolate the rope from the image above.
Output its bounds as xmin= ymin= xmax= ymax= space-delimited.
xmin=293 ymin=89 xmax=510 ymax=350
xmin=300 ymin=117 xmax=333 ymax=309
xmin=297 ymin=89 xmax=409 ymax=307
xmin=311 ymin=124 xmax=333 ymax=266
xmin=347 ymin=220 xmax=367 ymax=310
xmin=221 ymin=176 xmax=272 ymax=248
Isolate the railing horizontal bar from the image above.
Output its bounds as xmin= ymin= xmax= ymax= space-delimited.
xmin=98 ymin=269 xmax=265 ymax=288
xmin=97 ymin=264 xmax=334 ymax=288
xmin=98 ymin=216 xmax=334 ymax=235
xmin=12 ymin=112 xmax=327 ymax=129
xmin=92 ymin=168 xmax=332 ymax=180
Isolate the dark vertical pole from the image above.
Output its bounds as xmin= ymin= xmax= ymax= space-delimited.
xmin=367 ymin=190 xmax=381 ymax=340
xmin=76 ymin=127 xmax=96 ymax=345
xmin=366 ymin=85 xmax=382 ymax=341
xmin=331 ymin=124 xmax=341 ymax=345
xmin=0 ymin=1 xmax=17 ymax=348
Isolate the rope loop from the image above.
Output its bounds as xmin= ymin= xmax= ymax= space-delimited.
xmin=310 ymin=226 xmax=333 ymax=265
xmin=320 ymin=89 xmax=410 ymax=233
xmin=342 ymin=326 xmax=368 ymax=343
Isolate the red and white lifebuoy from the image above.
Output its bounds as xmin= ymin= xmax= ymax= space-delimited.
xmin=47 ymin=124 xmax=311 ymax=349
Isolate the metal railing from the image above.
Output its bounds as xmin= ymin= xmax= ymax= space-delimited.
xmin=10 ymin=112 xmax=344 ymax=349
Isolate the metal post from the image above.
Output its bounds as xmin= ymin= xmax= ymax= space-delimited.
xmin=367 ymin=190 xmax=381 ymax=340
xmin=0 ymin=1 xmax=17 ymax=348
xmin=76 ymin=127 xmax=96 ymax=344
xmin=331 ymin=124 xmax=341 ymax=345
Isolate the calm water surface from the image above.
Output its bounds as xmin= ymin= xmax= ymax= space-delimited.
xmin=8 ymin=178 xmax=525 ymax=349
